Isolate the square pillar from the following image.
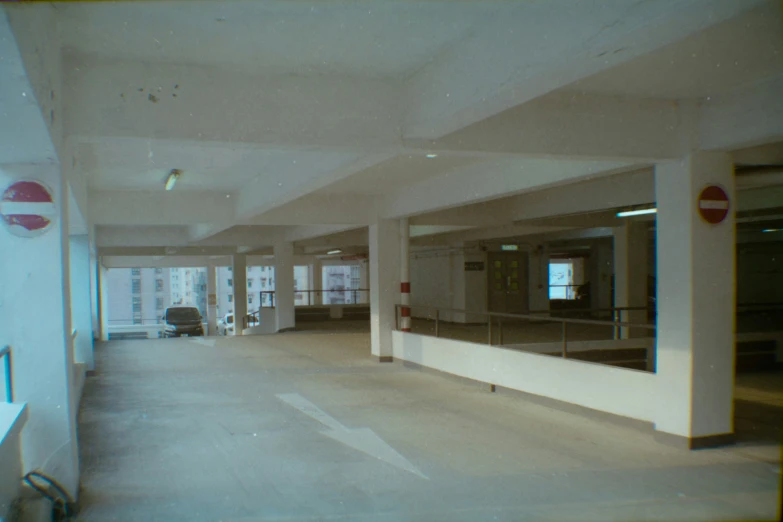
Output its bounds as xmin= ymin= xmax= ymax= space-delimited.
xmin=369 ymin=220 xmax=400 ymax=361
xmin=590 ymin=240 xmax=613 ymax=317
xmin=614 ymin=222 xmax=648 ymax=337
xmin=654 ymin=151 xmax=735 ymax=447
xmin=311 ymin=258 xmax=323 ymax=306
xmin=98 ymin=262 xmax=110 ymax=341
xmin=232 ymin=254 xmax=248 ymax=335
xmin=207 ymin=266 xmax=218 ymax=335
xmin=69 ymin=234 xmax=95 ymax=370
xmin=0 ymin=163 xmax=80 ymax=497
xmin=528 ymin=244 xmax=550 ymax=313
xmin=274 ymin=242 xmax=295 ymax=331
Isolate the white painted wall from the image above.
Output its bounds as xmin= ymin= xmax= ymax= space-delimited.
xmin=69 ymin=235 xmax=94 ymax=369
xmin=0 ymin=163 xmax=80 ymax=497
xmin=393 ymin=332 xmax=657 ymax=423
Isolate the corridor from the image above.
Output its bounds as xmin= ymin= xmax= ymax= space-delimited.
xmin=76 ymin=335 xmax=780 ymax=522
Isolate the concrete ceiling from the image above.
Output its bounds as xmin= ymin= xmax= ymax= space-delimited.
xmin=567 ymin=0 xmax=783 ymax=100
xmin=58 ymin=0 xmax=501 ymax=78
xmin=4 ymin=0 xmax=783 ymax=257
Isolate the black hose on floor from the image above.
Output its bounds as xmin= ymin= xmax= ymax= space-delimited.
xmin=22 ymin=471 xmax=78 ymax=521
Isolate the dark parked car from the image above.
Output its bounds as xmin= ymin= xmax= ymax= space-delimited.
xmin=162 ymin=306 xmax=204 ymax=338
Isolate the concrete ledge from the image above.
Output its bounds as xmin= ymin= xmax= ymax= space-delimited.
xmin=400 ymin=359 xmax=653 ymax=433
xmin=654 ymin=431 xmax=735 ymax=450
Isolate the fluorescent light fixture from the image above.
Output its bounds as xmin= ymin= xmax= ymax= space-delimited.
xmin=327 ymin=249 xmax=343 ymax=255
xmin=501 ymin=244 xmax=519 ymax=251
xmin=426 ymin=153 xmax=438 ymax=159
xmin=762 ymin=228 xmax=781 ymax=233
xmin=616 ymin=208 xmax=657 ymax=218
xmin=165 ymin=169 xmax=182 ymax=191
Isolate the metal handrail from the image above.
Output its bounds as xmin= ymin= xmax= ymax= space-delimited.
xmin=260 ymin=289 xmax=370 ymax=307
xmin=396 ymin=304 xmax=655 ymax=360
xmin=1 ymin=345 xmax=12 ymax=403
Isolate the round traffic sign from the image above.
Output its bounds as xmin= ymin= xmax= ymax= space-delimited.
xmin=697 ymin=185 xmax=729 ymax=225
xmin=0 ymin=180 xmax=57 ymax=237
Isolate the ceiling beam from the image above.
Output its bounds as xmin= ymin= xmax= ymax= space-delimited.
xmin=89 ymin=189 xmax=235 ymax=226
xmin=701 ymin=76 xmax=783 ymax=151
xmin=380 ymin=157 xmax=631 ymax=219
xmin=405 ymin=92 xmax=689 ymax=161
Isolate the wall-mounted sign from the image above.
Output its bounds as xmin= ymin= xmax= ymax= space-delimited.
xmin=697 ymin=185 xmax=730 ymax=224
xmin=0 ymin=180 xmax=56 ymax=238
xmin=465 ymin=262 xmax=485 ymax=271
xmin=501 ymin=244 xmax=519 ymax=251
xmin=208 ymin=294 xmax=217 ymax=306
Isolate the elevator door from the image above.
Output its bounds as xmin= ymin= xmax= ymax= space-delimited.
xmin=487 ymin=252 xmax=528 ymax=314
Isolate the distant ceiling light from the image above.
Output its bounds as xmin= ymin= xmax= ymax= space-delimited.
xmin=762 ymin=228 xmax=781 ymax=233
xmin=426 ymin=154 xmax=438 ymax=159
xmin=616 ymin=208 xmax=657 ymax=218
xmin=165 ymin=169 xmax=182 ymax=191
xmin=327 ymin=249 xmax=343 ymax=255
xmin=501 ymin=244 xmax=519 ymax=251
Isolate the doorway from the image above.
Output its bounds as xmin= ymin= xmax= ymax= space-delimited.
xmin=487 ymin=252 xmax=528 ymax=314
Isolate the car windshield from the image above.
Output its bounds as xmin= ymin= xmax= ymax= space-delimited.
xmin=167 ymin=308 xmax=200 ymax=321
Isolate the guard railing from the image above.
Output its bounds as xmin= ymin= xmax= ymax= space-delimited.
xmin=259 ymin=289 xmax=370 ymax=307
xmin=395 ymin=304 xmax=656 ymax=360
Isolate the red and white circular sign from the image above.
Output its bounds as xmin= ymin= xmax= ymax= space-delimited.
xmin=697 ymin=185 xmax=730 ymax=224
xmin=0 ymin=180 xmax=57 ymax=237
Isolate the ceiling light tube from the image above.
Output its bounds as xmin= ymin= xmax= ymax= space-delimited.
xmin=426 ymin=153 xmax=438 ymax=159
xmin=616 ymin=208 xmax=657 ymax=218
xmin=327 ymin=249 xmax=343 ymax=255
xmin=762 ymin=228 xmax=781 ymax=233
xmin=165 ymin=169 xmax=182 ymax=191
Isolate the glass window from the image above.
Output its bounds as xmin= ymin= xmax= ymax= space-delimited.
xmin=132 ymin=297 xmax=142 ymax=313
xmin=248 ymin=294 xmax=254 ymax=304
xmin=132 ymin=279 xmax=141 ymax=294
xmin=228 ymin=295 xmax=233 ymax=303
xmin=248 ymin=280 xmax=253 ymax=288
xmin=155 ymin=268 xmax=163 ymax=274
xmin=131 ymin=268 xmax=141 ymax=276
xmin=156 ymin=279 xmax=164 ymax=292
xmin=228 ymin=279 xmax=233 ymax=287
xmin=156 ymin=297 xmax=164 ymax=310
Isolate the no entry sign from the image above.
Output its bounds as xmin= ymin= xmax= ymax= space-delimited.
xmin=698 ymin=185 xmax=730 ymax=225
xmin=0 ymin=180 xmax=57 ymax=237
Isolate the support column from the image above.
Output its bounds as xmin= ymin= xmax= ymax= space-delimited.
xmin=0 ymin=163 xmax=80 ymax=497
xmin=69 ymin=235 xmax=95 ymax=370
xmin=528 ymin=244 xmax=550 ymax=313
xmin=207 ymin=266 xmax=218 ymax=335
xmin=654 ymin=151 xmax=735 ymax=448
xmin=89 ymin=229 xmax=99 ymax=341
xmin=274 ymin=242 xmax=295 ymax=332
xmin=400 ymin=218 xmax=411 ymax=332
xmin=311 ymin=258 xmax=323 ymax=305
xmin=613 ymin=222 xmax=648 ymax=337
xmin=590 ymin=240 xmax=614 ymax=317
xmin=98 ymin=262 xmax=110 ymax=342
xmin=369 ymin=219 xmax=400 ymax=361
xmin=232 ymin=254 xmax=248 ymax=336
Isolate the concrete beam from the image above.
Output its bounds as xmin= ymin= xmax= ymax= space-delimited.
xmin=381 ymin=157 xmax=630 ymax=219
xmin=90 ymin=190 xmax=235 ymax=226
xmin=701 ymin=76 xmax=783 ymax=151
xmin=252 ymin=194 xmax=380 ymax=226
xmin=403 ymin=0 xmax=765 ymax=139
xmin=406 ymin=93 xmax=687 ymax=161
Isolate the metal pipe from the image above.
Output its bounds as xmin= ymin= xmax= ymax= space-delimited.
xmin=498 ymin=318 xmax=503 ymax=345
xmin=435 ymin=309 xmax=439 ymax=338
xmin=562 ymin=322 xmax=568 ymax=358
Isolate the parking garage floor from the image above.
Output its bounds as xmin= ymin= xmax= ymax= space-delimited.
xmin=76 ymin=334 xmax=781 ymax=521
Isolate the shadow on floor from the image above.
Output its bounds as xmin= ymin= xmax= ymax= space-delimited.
xmin=734 ymin=398 xmax=783 ymax=445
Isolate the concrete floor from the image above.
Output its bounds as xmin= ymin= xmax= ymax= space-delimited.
xmin=77 ymin=333 xmax=781 ymax=521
